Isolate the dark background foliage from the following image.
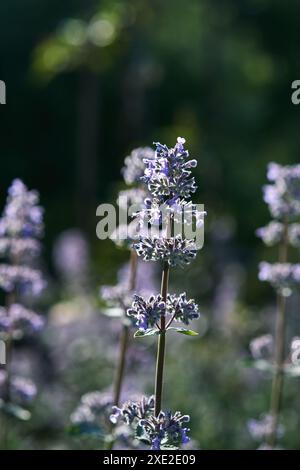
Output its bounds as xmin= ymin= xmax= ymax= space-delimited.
xmin=0 ymin=0 xmax=300 ymax=449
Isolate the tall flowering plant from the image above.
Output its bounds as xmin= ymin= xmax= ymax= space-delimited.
xmin=112 ymin=138 xmax=206 ymax=450
xmin=71 ymin=148 xmax=156 ymax=448
xmin=0 ymin=180 xmax=45 ymax=446
xmin=248 ymin=163 xmax=300 ymax=449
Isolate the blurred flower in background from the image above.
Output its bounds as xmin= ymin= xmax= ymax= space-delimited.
xmin=1 ymin=0 xmax=300 ymax=451
xmin=53 ymin=229 xmax=90 ymax=291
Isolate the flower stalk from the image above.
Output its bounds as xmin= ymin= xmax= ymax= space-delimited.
xmin=268 ymin=218 xmax=288 ymax=447
xmin=113 ymin=250 xmax=137 ymax=408
xmin=154 ymin=260 xmax=169 ymax=416
xmin=1 ymin=289 xmax=17 ymax=449
xmin=251 ymin=162 xmax=300 ymax=448
xmin=0 ymin=180 xmax=45 ymax=449
xmin=117 ymin=137 xmax=205 ymax=449
xmin=107 ymin=249 xmax=138 ymax=451
xmin=3 ymin=296 xmax=13 ymax=401
xmin=103 ymin=138 xmax=204 ymax=450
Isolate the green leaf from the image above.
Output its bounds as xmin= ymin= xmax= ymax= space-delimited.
xmin=0 ymin=400 xmax=31 ymax=421
xmin=134 ymin=329 xmax=159 ymax=338
xmin=135 ymin=424 xmax=151 ymax=444
xmin=160 ymin=444 xmax=179 ymax=450
xmin=68 ymin=422 xmax=105 ymax=438
xmin=160 ymin=435 xmax=179 ymax=449
xmin=168 ymin=327 xmax=198 ymax=336
xmin=241 ymin=359 xmax=300 ymax=378
xmin=284 ymin=364 xmax=300 ymax=378
xmin=135 ymin=424 xmax=144 ymax=438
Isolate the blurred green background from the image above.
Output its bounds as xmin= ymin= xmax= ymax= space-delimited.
xmin=0 ymin=0 xmax=300 ymax=450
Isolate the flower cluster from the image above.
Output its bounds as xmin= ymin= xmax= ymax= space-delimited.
xmin=127 ymin=292 xmax=199 ymax=332
xmin=122 ymin=147 xmax=155 ymax=185
xmin=110 ymin=396 xmax=155 ymax=425
xmin=142 ymin=138 xmax=197 ymax=202
xmin=134 ymin=235 xmax=197 ymax=267
xmin=71 ymin=392 xmax=112 ymax=425
xmin=110 ymin=149 xmax=153 ymax=250
xmin=109 ymin=223 xmax=138 ymax=248
xmin=263 ymin=162 xmax=300 ymax=219
xmin=0 ymin=238 xmax=41 ymax=258
xmin=0 ymin=265 xmax=45 ymax=295
xmin=0 ymin=179 xmax=45 ymax=416
xmin=247 ymin=414 xmax=277 ymax=441
xmin=110 ymin=396 xmax=190 ymax=450
xmin=258 ymin=262 xmax=300 ymax=296
xmin=0 ymin=179 xmax=43 ymax=254
xmin=101 ymin=283 xmax=134 ymax=312
xmin=131 ymin=138 xmax=205 ymax=270
xmin=101 ymin=261 xmax=158 ymax=325
xmin=256 ymin=222 xmax=283 ymax=247
xmin=0 ymin=179 xmax=45 ymax=296
xmin=288 ymin=223 xmax=300 ymax=247
xmin=140 ymin=410 xmax=190 ymax=450
xmin=0 ymin=371 xmax=37 ymax=404
xmin=117 ymin=188 xmax=147 ymax=210
xmin=70 ymin=391 xmax=113 ymax=436
xmin=127 ymin=294 xmax=165 ymax=331
xmin=167 ymin=293 xmax=199 ymax=325
xmin=133 ymin=198 xmax=206 ymax=233
xmin=256 ymin=221 xmax=300 ymax=247
xmin=0 ymin=304 xmax=43 ymax=337
xmin=257 ymin=162 xmax=300 ymax=295
xmin=10 ymin=376 xmax=37 ymax=403
xmin=71 ymin=393 xmax=156 ymax=446
xmin=251 ymin=162 xmax=300 ymax=448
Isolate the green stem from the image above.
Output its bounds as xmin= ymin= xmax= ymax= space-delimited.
xmin=113 ymin=325 xmax=129 ymax=407
xmin=154 ymin=261 xmax=170 ymax=416
xmin=113 ymin=251 xmax=137 ymax=407
xmin=107 ymin=250 xmax=138 ymax=450
xmin=128 ymin=250 xmax=138 ymax=292
xmin=106 ymin=325 xmax=130 ymax=451
xmin=3 ymin=292 xmax=15 ymax=402
xmin=1 ymin=291 xmax=16 ymax=449
xmin=267 ymin=218 xmax=289 ymax=448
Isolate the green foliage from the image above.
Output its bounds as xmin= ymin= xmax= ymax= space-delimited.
xmin=0 ymin=401 xmax=31 ymax=421
xmin=69 ymin=422 xmax=106 ymax=438
xmin=134 ymin=328 xmax=159 ymax=338
xmin=168 ymin=327 xmax=199 ymax=336
xmin=1 ymin=0 xmax=300 ymax=451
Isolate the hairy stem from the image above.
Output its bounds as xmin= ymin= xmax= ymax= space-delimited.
xmin=128 ymin=250 xmax=138 ymax=293
xmin=154 ymin=260 xmax=170 ymax=416
xmin=268 ymin=218 xmax=289 ymax=448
